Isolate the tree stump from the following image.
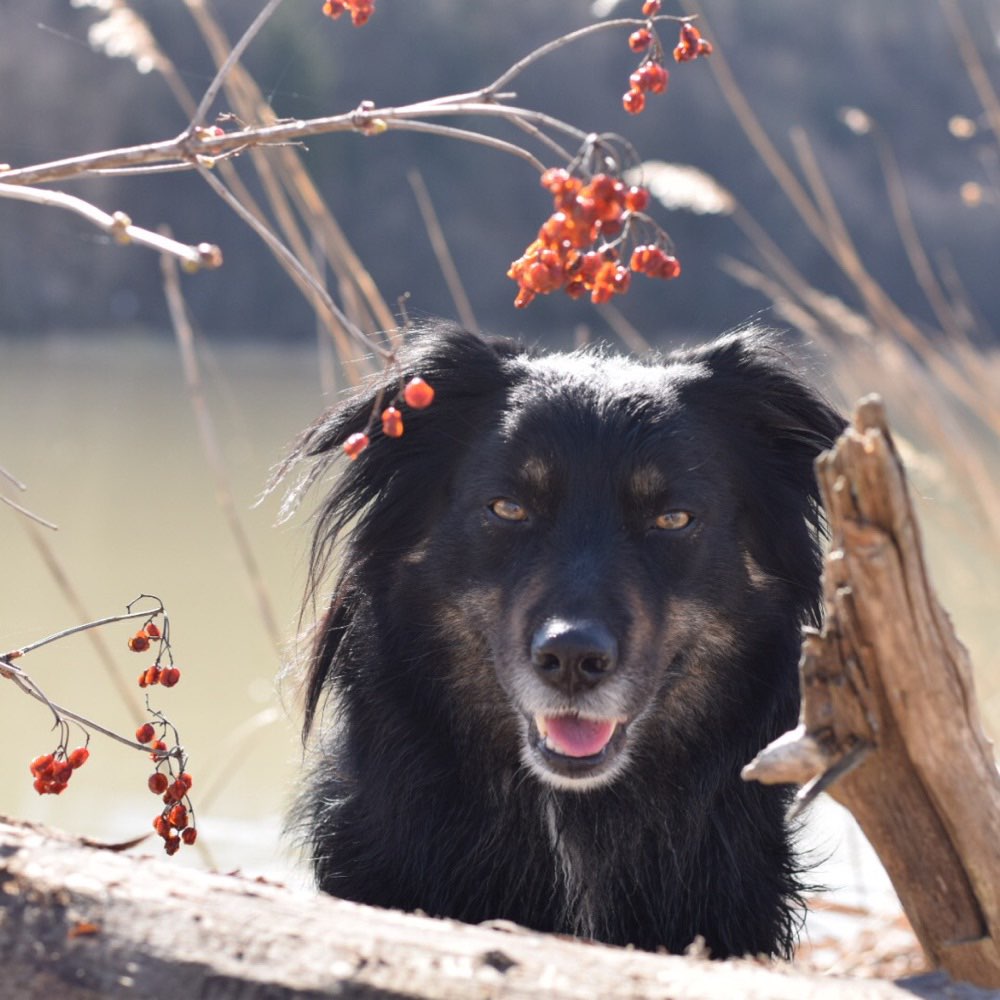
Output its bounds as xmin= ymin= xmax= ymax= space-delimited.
xmin=744 ymin=396 xmax=1000 ymax=988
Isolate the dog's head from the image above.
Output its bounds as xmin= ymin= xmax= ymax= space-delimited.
xmin=291 ymin=325 xmax=844 ymax=792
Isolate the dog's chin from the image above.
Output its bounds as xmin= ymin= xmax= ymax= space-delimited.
xmin=522 ymin=713 xmax=630 ymax=792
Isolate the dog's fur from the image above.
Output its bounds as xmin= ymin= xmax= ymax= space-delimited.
xmin=288 ymin=325 xmax=844 ymax=958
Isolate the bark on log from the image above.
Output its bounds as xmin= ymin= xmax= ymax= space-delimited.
xmin=0 ymin=816 xmax=987 ymax=1000
xmin=744 ymin=396 xmax=1000 ymax=989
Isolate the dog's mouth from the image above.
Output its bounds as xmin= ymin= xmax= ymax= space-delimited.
xmin=527 ymin=713 xmax=628 ymax=785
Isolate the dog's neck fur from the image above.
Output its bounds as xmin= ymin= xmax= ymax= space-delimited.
xmin=543 ymin=795 xmax=600 ymax=940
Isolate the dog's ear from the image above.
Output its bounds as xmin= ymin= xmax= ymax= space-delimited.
xmin=676 ymin=328 xmax=846 ymax=620
xmin=285 ymin=324 xmax=525 ymax=573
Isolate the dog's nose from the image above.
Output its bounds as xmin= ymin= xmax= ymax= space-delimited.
xmin=531 ymin=619 xmax=619 ymax=693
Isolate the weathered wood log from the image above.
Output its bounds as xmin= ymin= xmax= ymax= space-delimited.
xmin=1 ymin=816 xmax=988 ymax=1000
xmin=744 ymin=396 xmax=1000 ymax=988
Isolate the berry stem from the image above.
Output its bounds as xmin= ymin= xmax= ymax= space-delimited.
xmin=486 ymin=17 xmax=684 ymax=95
xmin=4 ymin=655 xmax=178 ymax=755
xmin=4 ymin=605 xmax=160 ymax=661
xmin=187 ymin=0 xmax=287 ymax=136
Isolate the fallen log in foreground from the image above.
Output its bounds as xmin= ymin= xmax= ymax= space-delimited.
xmin=0 ymin=816 xmax=985 ymax=1000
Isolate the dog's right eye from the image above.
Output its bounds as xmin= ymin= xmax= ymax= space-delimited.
xmin=488 ymin=498 xmax=528 ymax=522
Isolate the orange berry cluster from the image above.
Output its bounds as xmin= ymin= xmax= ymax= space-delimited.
xmin=508 ymin=167 xmax=679 ymax=307
xmin=623 ymin=2 xmax=670 ymax=115
xmin=129 ymin=619 xmax=181 ymax=689
xmin=673 ymin=22 xmax=713 ymax=62
xmin=138 ymin=663 xmax=181 ymax=688
xmin=343 ymin=376 xmax=435 ymax=461
xmin=29 ymin=746 xmax=90 ymax=795
xmin=622 ymin=7 xmax=712 ymax=115
xmin=321 ymin=0 xmax=374 ymax=27
xmin=127 ymin=612 xmax=196 ymax=854
xmin=138 ymin=720 xmax=197 ymax=855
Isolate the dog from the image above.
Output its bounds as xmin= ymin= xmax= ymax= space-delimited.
xmin=286 ymin=324 xmax=844 ymax=958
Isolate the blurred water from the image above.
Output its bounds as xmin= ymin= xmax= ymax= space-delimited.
xmin=1 ymin=330 xmax=327 ymax=881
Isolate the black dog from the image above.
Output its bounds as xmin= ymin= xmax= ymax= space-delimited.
xmin=287 ymin=325 xmax=844 ymax=958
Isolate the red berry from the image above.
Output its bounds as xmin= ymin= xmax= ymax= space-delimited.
xmin=144 ymin=622 xmax=161 ymax=639
xmin=645 ymin=62 xmax=669 ymax=93
xmin=642 ymin=0 xmax=662 ymax=14
xmin=181 ymin=827 xmax=198 ymax=845
xmin=343 ymin=432 xmax=369 ymax=460
xmin=628 ymin=28 xmax=652 ymax=52
xmin=674 ymin=23 xmax=709 ymax=62
xmin=540 ymin=167 xmax=571 ymax=195
xmin=168 ymin=804 xmax=188 ymax=829
xmin=179 ymin=772 xmax=194 ymax=790
xmin=381 ymin=406 xmax=404 ymax=438
xmin=612 ymin=265 xmax=632 ymax=294
xmin=52 ymin=762 xmax=74 ymax=783
xmin=128 ymin=633 xmax=150 ymax=653
xmin=160 ymin=667 xmax=181 ymax=688
xmin=623 ymin=89 xmax=645 ymax=115
xmin=30 ymin=753 xmax=55 ymax=777
xmin=149 ymin=772 xmax=169 ymax=794
xmin=657 ymin=254 xmax=681 ymax=279
xmin=402 ymin=377 xmax=435 ymax=409
xmin=138 ymin=671 xmax=149 ymax=689
xmin=68 ymin=747 xmax=90 ymax=769
xmin=136 ymin=723 xmax=156 ymax=745
xmin=633 ymin=62 xmax=669 ymax=94
xmin=144 ymin=666 xmax=161 ymax=686
xmin=164 ymin=836 xmax=181 ymax=856
xmin=625 ymin=186 xmax=650 ymax=213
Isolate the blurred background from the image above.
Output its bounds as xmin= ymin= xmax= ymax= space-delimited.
xmin=2 ymin=0 xmax=998 ymax=976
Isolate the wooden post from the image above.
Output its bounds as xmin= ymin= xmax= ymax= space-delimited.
xmin=744 ymin=396 xmax=1000 ymax=988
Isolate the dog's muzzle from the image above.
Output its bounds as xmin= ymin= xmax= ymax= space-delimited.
xmin=521 ymin=619 xmax=631 ymax=788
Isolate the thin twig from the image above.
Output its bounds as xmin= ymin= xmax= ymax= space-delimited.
xmin=159 ymin=246 xmax=286 ymax=657
xmin=2 ymin=656 xmax=179 ymax=756
xmin=0 ymin=464 xmax=27 ymax=491
xmin=188 ymin=0 xmax=287 ymax=132
xmin=938 ymin=0 xmax=1000 ymax=159
xmin=486 ymin=16 xmax=681 ymax=94
xmin=0 ymin=182 xmax=219 ymax=270
xmin=385 ymin=121 xmax=547 ymax=172
xmin=1 ymin=101 xmax=595 ymax=190
xmin=196 ymin=165 xmax=390 ymax=360
xmin=408 ymin=169 xmax=478 ymax=332
xmin=0 ymin=493 xmax=58 ymax=530
xmin=864 ymin=121 xmax=967 ymax=344
xmin=4 ymin=606 xmax=158 ymax=661
xmin=182 ymin=0 xmax=396 ymax=357
xmin=21 ymin=521 xmax=145 ymax=720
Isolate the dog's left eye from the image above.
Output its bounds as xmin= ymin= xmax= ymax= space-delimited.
xmin=489 ymin=498 xmax=529 ymax=522
xmin=652 ymin=510 xmax=693 ymax=531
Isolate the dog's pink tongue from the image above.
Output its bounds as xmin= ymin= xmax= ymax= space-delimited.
xmin=542 ymin=716 xmax=616 ymax=758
